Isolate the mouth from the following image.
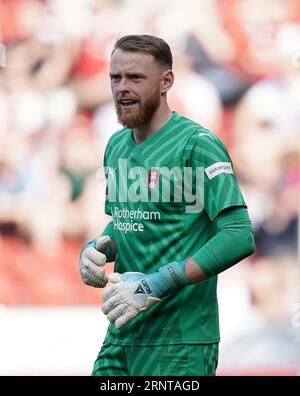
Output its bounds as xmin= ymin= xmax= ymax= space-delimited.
xmin=118 ymin=99 xmax=139 ymax=109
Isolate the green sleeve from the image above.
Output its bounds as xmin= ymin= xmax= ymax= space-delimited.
xmin=191 ymin=206 xmax=255 ymax=277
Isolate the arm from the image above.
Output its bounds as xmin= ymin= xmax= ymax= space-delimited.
xmin=186 ymin=206 xmax=255 ymax=282
xmin=102 ymin=206 xmax=255 ymax=327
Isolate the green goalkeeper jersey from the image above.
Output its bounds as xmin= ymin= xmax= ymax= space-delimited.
xmin=103 ymin=111 xmax=246 ymax=346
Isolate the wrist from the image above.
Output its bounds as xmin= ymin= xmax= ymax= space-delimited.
xmin=145 ymin=260 xmax=190 ymax=299
xmin=159 ymin=260 xmax=190 ymax=293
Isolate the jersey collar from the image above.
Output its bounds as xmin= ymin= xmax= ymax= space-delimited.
xmin=126 ymin=111 xmax=180 ymax=150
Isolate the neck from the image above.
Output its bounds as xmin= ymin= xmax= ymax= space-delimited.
xmin=133 ymin=102 xmax=173 ymax=144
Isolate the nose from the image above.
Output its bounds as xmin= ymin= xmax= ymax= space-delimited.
xmin=117 ymin=77 xmax=130 ymax=94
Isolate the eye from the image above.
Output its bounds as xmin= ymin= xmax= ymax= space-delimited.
xmin=110 ymin=75 xmax=121 ymax=82
xmin=131 ymin=75 xmax=141 ymax=81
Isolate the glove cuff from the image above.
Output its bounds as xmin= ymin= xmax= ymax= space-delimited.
xmin=158 ymin=260 xmax=190 ymax=293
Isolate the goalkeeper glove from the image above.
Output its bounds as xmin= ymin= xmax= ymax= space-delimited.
xmin=79 ymin=236 xmax=111 ymax=288
xmin=101 ymin=261 xmax=190 ymax=328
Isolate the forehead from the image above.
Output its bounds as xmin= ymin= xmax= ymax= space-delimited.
xmin=110 ymin=48 xmax=160 ymax=73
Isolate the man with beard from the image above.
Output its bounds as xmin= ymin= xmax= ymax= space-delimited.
xmin=79 ymin=35 xmax=255 ymax=376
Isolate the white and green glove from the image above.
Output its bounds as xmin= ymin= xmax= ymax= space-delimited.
xmin=101 ymin=261 xmax=190 ymax=328
xmin=79 ymin=236 xmax=111 ymax=288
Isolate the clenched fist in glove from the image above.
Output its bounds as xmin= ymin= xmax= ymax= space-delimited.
xmin=79 ymin=236 xmax=111 ymax=288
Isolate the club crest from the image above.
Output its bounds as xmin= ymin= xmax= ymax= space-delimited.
xmin=148 ymin=169 xmax=160 ymax=190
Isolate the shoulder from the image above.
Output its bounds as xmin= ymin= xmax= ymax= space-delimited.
xmin=173 ymin=114 xmax=228 ymax=162
xmin=172 ymin=113 xmax=216 ymax=147
xmin=174 ymin=113 xmax=203 ymax=132
xmin=175 ymin=113 xmax=217 ymax=141
xmin=184 ymin=121 xmax=225 ymax=153
xmin=182 ymin=122 xmax=231 ymax=166
xmin=105 ymin=127 xmax=130 ymax=154
xmin=107 ymin=127 xmax=129 ymax=145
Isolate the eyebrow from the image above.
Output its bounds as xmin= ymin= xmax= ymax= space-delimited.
xmin=109 ymin=72 xmax=147 ymax=78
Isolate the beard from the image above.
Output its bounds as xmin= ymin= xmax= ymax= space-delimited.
xmin=115 ymin=88 xmax=161 ymax=129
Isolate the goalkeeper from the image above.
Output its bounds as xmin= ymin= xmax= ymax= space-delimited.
xmin=79 ymin=34 xmax=255 ymax=376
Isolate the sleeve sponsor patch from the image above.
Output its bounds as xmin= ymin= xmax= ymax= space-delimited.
xmin=204 ymin=162 xmax=233 ymax=180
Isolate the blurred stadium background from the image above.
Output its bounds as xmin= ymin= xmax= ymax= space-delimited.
xmin=0 ymin=0 xmax=299 ymax=375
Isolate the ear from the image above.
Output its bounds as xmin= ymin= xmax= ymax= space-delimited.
xmin=161 ymin=69 xmax=174 ymax=95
